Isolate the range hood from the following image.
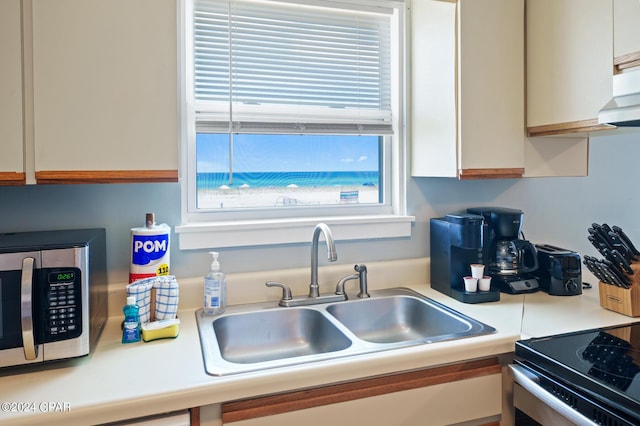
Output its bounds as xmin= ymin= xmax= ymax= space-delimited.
xmin=598 ymin=68 xmax=640 ymax=127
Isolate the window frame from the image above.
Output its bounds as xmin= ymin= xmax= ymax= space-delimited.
xmin=176 ymin=0 xmax=413 ymax=250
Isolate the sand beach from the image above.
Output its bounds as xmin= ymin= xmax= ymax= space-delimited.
xmin=197 ymin=185 xmax=379 ymax=209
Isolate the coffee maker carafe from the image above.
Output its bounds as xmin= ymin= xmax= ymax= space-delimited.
xmin=494 ymin=240 xmax=538 ymax=275
xmin=467 ymin=207 xmax=539 ymax=294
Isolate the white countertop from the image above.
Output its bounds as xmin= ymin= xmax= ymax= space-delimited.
xmin=0 ymin=259 xmax=636 ymax=425
xmin=520 ymin=284 xmax=639 ymax=339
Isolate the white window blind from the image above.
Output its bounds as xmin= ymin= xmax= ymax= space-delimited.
xmin=192 ymin=0 xmax=395 ymax=134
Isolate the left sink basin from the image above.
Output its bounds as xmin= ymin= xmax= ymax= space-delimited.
xmin=196 ymin=306 xmax=354 ymax=375
xmin=212 ymin=308 xmax=351 ymax=364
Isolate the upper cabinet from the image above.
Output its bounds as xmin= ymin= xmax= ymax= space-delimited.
xmin=526 ymin=0 xmax=613 ymax=137
xmin=410 ymin=0 xmax=589 ymax=179
xmin=614 ymin=0 xmax=640 ymax=72
xmin=28 ymin=0 xmax=179 ymax=184
xmin=410 ymin=0 xmax=525 ymax=179
xmin=0 ymin=0 xmax=25 ymax=185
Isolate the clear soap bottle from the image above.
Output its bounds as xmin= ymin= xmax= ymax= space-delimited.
xmin=122 ymin=296 xmax=141 ymax=343
xmin=203 ymin=251 xmax=226 ymax=315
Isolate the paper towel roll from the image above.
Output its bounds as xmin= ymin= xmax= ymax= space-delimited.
xmin=129 ymin=213 xmax=171 ymax=283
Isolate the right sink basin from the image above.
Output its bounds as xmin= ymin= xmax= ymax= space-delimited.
xmin=326 ymin=294 xmax=490 ymax=344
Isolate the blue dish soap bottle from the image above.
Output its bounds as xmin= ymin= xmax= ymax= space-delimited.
xmin=122 ymin=296 xmax=141 ymax=343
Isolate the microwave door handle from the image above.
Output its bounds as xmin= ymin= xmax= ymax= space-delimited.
xmin=20 ymin=257 xmax=38 ymax=360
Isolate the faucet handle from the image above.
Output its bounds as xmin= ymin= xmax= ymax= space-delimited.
xmin=266 ymin=281 xmax=292 ymax=304
xmin=335 ymin=273 xmax=359 ymax=296
xmin=335 ymin=264 xmax=370 ymax=299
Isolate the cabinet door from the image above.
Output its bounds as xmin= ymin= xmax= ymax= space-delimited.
xmin=30 ymin=0 xmax=178 ymax=184
xmin=222 ymin=358 xmax=502 ymax=426
xmin=0 ymin=0 xmax=25 ymax=185
xmin=526 ymin=0 xmax=613 ymax=136
xmin=410 ymin=0 xmax=525 ymax=180
xmin=614 ymin=0 xmax=640 ymax=72
xmin=229 ymin=375 xmax=501 ymax=426
xmin=410 ymin=0 xmax=457 ymax=178
xmin=457 ymin=0 xmax=525 ymax=179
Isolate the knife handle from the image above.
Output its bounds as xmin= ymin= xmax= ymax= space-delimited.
xmin=612 ymin=225 xmax=640 ymax=256
xmin=603 ymin=258 xmax=632 ymax=287
xmin=608 ymin=231 xmax=636 ymax=262
xmin=584 ymin=258 xmax=607 ymax=283
xmin=590 ymin=225 xmax=614 ymax=250
xmin=611 ymin=249 xmax=634 ymax=275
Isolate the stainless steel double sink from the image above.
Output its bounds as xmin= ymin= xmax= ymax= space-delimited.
xmin=196 ymin=287 xmax=496 ymax=375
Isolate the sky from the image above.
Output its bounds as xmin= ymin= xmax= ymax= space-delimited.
xmin=196 ymin=134 xmax=380 ymax=173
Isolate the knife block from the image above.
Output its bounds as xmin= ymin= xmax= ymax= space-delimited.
xmin=598 ymin=261 xmax=640 ymax=317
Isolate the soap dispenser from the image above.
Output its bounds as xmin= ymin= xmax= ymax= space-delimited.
xmin=203 ymin=252 xmax=226 ymax=315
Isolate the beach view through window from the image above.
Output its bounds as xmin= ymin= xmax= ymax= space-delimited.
xmin=196 ymin=134 xmax=382 ymax=209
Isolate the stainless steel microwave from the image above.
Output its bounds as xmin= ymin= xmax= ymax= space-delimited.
xmin=0 ymin=229 xmax=107 ymax=369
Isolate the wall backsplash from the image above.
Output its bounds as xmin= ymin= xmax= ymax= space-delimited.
xmin=0 ymin=132 xmax=637 ymax=284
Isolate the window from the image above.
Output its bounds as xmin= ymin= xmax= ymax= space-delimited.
xmin=177 ymin=0 xmax=412 ymax=248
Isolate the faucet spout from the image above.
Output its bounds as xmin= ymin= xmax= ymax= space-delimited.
xmin=309 ymin=223 xmax=337 ymax=298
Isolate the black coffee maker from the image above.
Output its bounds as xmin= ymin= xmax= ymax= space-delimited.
xmin=467 ymin=207 xmax=539 ymax=294
xmin=430 ymin=213 xmax=501 ymax=303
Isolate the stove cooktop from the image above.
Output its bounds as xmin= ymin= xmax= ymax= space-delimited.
xmin=515 ymin=322 xmax=640 ymax=421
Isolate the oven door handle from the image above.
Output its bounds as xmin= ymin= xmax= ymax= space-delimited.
xmin=508 ymin=364 xmax=598 ymax=426
xmin=20 ymin=257 xmax=38 ymax=361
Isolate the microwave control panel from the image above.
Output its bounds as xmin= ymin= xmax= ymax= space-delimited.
xmin=44 ymin=268 xmax=82 ymax=342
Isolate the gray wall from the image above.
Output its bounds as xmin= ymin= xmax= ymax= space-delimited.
xmin=1 ymin=131 xmax=637 ymax=283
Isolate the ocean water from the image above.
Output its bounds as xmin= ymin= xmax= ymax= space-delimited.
xmin=197 ymin=171 xmax=379 ymax=189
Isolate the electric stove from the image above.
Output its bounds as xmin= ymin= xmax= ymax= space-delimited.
xmin=513 ymin=322 xmax=640 ymax=425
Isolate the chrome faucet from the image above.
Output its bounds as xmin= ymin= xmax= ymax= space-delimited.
xmin=265 ymin=223 xmax=344 ymax=307
xmin=309 ymin=223 xmax=337 ymax=298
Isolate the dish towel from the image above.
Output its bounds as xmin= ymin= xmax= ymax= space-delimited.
xmin=126 ymin=276 xmax=180 ymax=323
xmin=126 ymin=278 xmax=155 ymax=323
xmin=153 ymin=275 xmax=179 ymax=321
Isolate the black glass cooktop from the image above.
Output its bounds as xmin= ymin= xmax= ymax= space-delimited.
xmin=515 ymin=322 xmax=640 ymax=421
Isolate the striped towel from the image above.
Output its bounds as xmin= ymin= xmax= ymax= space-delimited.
xmin=126 ymin=277 xmax=155 ymax=323
xmin=154 ymin=275 xmax=179 ymax=321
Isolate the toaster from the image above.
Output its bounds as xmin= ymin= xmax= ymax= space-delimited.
xmin=535 ymin=244 xmax=582 ymax=296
